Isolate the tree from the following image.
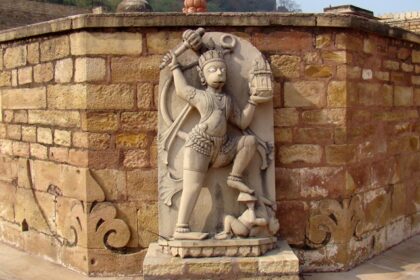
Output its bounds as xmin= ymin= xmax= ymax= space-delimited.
xmin=276 ymin=0 xmax=301 ymax=12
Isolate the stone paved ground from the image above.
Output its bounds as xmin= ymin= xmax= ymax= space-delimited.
xmin=0 ymin=234 xmax=418 ymax=280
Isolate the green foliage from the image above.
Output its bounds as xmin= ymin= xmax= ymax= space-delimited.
xmin=149 ymin=0 xmax=183 ymax=12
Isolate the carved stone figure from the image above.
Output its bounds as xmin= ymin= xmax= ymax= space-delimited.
xmin=158 ymin=28 xmax=278 ymax=257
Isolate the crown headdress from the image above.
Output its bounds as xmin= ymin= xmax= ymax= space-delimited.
xmin=198 ymin=50 xmax=225 ymax=69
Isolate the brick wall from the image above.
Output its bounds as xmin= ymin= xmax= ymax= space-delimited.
xmin=0 ymin=13 xmax=419 ymax=276
xmin=380 ymin=11 xmax=420 ymax=33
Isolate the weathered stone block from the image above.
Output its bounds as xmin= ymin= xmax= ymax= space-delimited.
xmin=278 ymin=144 xmax=322 ymax=165
xmin=302 ymin=109 xmax=346 ymax=125
xmin=72 ymin=131 xmax=110 ymax=150
xmin=335 ymin=33 xmax=363 ymax=51
xmin=123 ymin=150 xmax=149 ymax=168
xmin=147 ymin=31 xmax=182 ymax=54
xmin=68 ymin=149 xmax=88 ymax=167
xmin=274 ymin=108 xmax=299 ymax=127
xmin=2 ymin=87 xmax=46 ymax=109
xmin=54 ymin=130 xmax=71 ymax=147
xmin=137 ymin=83 xmax=155 ymax=110
xmin=55 ymin=58 xmax=73 ymax=83
xmin=81 ymin=113 xmax=118 ymax=132
xmin=0 ymin=181 xmax=16 ymax=222
xmin=47 ymin=84 xmax=86 ymax=109
xmin=121 ymin=111 xmax=157 ymax=132
xmin=7 ymin=124 xmax=21 ymax=140
xmin=127 ymin=169 xmax=157 ymax=202
xmin=327 ymin=81 xmax=348 ymax=107
xmin=316 ymin=34 xmax=332 ymax=48
xmin=37 ymin=127 xmax=52 ymax=145
xmin=27 ymin=43 xmax=39 ymax=65
xmin=29 ymin=110 xmax=80 ymax=128
xmin=412 ymin=50 xmax=420 ymax=63
xmin=295 ymin=127 xmax=333 ymax=144
xmin=70 ymin=32 xmax=142 ymax=55
xmin=91 ymin=169 xmax=126 ymax=201
xmin=116 ymin=133 xmax=149 ymax=149
xmin=34 ymin=62 xmax=53 ymax=83
xmin=275 ymin=128 xmax=292 ymax=143
xmin=394 ymin=86 xmax=413 ymax=106
xmin=17 ymin=66 xmax=32 ymax=85
xmin=12 ymin=142 xmax=29 ymax=157
xmin=74 ymin=57 xmax=106 ymax=82
xmin=4 ymin=45 xmax=27 ymax=69
xmin=87 ymin=84 xmax=135 ymax=110
xmin=284 ymin=81 xmax=326 ymax=108
xmin=30 ymin=143 xmax=48 ymax=160
xmin=111 ymin=56 xmax=160 ymax=83
xmin=270 ymin=55 xmax=301 ymax=79
xmin=22 ymin=126 xmax=36 ymax=142
xmin=277 ymin=201 xmax=308 ymax=245
xmin=40 ymin=36 xmax=70 ymax=62
xmin=0 ymin=71 xmax=12 ymax=87
xmin=326 ymin=144 xmax=356 ymax=165
xmin=322 ymin=51 xmax=349 ymax=64
xmin=49 ymin=147 xmax=69 ymax=163
xmin=304 ymin=65 xmax=332 ymax=78
xmin=252 ymin=31 xmax=312 ymax=52
xmin=337 ymin=65 xmax=361 ymax=80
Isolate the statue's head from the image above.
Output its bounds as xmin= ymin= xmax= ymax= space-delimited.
xmin=198 ymin=50 xmax=226 ymax=89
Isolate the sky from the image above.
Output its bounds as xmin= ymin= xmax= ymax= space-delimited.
xmin=286 ymin=1 xmax=419 ymax=15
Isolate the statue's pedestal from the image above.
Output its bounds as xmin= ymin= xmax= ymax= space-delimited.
xmin=143 ymin=240 xmax=299 ymax=279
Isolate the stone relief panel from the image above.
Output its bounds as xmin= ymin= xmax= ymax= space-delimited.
xmin=158 ymin=28 xmax=278 ymax=256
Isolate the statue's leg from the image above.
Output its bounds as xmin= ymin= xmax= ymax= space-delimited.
xmin=227 ymin=135 xmax=257 ymax=193
xmin=174 ymin=147 xmax=210 ymax=240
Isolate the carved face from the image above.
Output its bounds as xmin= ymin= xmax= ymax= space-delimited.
xmin=203 ymin=61 xmax=226 ymax=90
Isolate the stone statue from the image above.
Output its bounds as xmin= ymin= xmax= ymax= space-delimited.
xmin=158 ymin=28 xmax=278 ymax=257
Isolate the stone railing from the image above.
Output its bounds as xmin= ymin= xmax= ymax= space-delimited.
xmin=0 ymin=13 xmax=419 ymax=276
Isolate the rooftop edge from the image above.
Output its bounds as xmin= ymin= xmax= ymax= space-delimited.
xmin=0 ymin=12 xmax=419 ymax=44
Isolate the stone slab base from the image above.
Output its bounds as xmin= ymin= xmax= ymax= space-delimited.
xmin=143 ymin=240 xmax=299 ymax=280
xmin=159 ymin=237 xmax=277 ymax=258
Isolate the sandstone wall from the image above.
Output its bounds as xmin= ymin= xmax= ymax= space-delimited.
xmin=380 ymin=12 xmax=420 ymax=33
xmin=0 ymin=13 xmax=419 ymax=276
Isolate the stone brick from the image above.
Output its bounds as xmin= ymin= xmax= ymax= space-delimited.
xmin=401 ymin=63 xmax=414 ymax=72
xmin=22 ymin=126 xmax=36 ymax=142
xmin=92 ymin=169 xmax=127 ymax=201
xmin=116 ymin=133 xmax=149 ymax=149
xmin=0 ymin=49 xmax=3 ymax=70
xmin=270 ymin=55 xmax=301 ymax=79
xmin=284 ymin=81 xmax=326 ymax=108
xmin=278 ymin=144 xmax=322 ymax=165
xmin=273 ymin=108 xmax=300 ymax=127
xmin=123 ymin=150 xmax=149 ymax=168
xmin=11 ymin=70 xmax=17 ymax=86
xmin=0 ymin=124 xmax=6 ymax=139
xmin=414 ymin=89 xmax=420 ymax=106
xmin=398 ymin=48 xmax=411 ymax=60
xmin=336 ymin=65 xmax=361 ymax=80
xmin=335 ymin=33 xmax=363 ymax=51
xmin=374 ymin=110 xmax=418 ymax=122
xmin=412 ymin=75 xmax=420 ymax=85
xmin=394 ymin=86 xmax=413 ymax=106
xmin=304 ymin=65 xmax=332 ymax=78
xmin=111 ymin=56 xmax=160 ymax=83
xmin=0 ymin=71 xmax=12 ymax=87
xmin=374 ymin=71 xmax=390 ymax=81
xmin=29 ymin=110 xmax=80 ymax=128
xmin=30 ymin=143 xmax=48 ymax=160
xmin=358 ymin=83 xmax=393 ymax=107
xmin=252 ymin=31 xmax=312 ymax=52
xmin=302 ymin=109 xmax=346 ymax=125
xmin=7 ymin=124 xmax=21 ymax=140
xmin=40 ymin=36 xmax=70 ymax=62
xmin=55 ymin=58 xmax=73 ymax=83
xmin=4 ymin=45 xmax=26 ymax=69
xmin=70 ymin=32 xmax=142 ymax=55
xmin=363 ymin=38 xmax=375 ymax=54
xmin=27 ymin=43 xmax=39 ymax=65
xmin=383 ymin=60 xmax=399 ymax=71
xmin=121 ymin=111 xmax=157 ymax=132
xmin=295 ymin=127 xmax=333 ymax=144
xmin=2 ymin=87 xmax=46 ymax=109
xmin=34 ymin=62 xmax=53 ymax=83
xmin=149 ymin=137 xmax=158 ymax=168
xmin=0 ymin=181 xmax=16 ymax=222
xmin=362 ymin=69 xmax=373 ymax=80
xmin=412 ymin=50 xmax=420 ymax=63
xmin=49 ymin=147 xmax=69 ymax=163
xmin=322 ymin=51 xmax=349 ymax=64
xmin=316 ymin=34 xmax=332 ymax=49
xmin=81 ymin=113 xmax=118 ymax=132
xmin=18 ymin=66 xmax=32 ymax=85
xmin=327 ymin=81 xmax=348 ymax=107
xmin=37 ymin=127 xmax=52 ymax=145
xmin=87 ymin=150 xmax=119 ymax=169
xmin=13 ymin=110 xmax=28 ymax=124
xmin=0 ymin=140 xmax=13 ymax=156
xmin=54 ymin=130 xmax=71 ymax=147
xmin=72 ymin=132 xmax=110 ymax=150
xmin=12 ymin=141 xmax=29 ymax=157
xmin=48 ymin=84 xmax=135 ymax=110
xmin=3 ymin=111 xmax=13 ymax=123
xmin=303 ymin=52 xmax=322 ymax=64
xmin=147 ymin=31 xmax=182 ymax=54
xmin=137 ymin=83 xmax=155 ymax=110
xmin=74 ymin=57 xmax=106 ymax=82
xmin=137 ymin=202 xmax=159 ymax=247
xmin=275 ymin=128 xmax=292 ymax=143
xmin=388 ymin=135 xmax=420 ymax=154
xmin=68 ymin=149 xmax=88 ymax=167
xmin=391 ymin=72 xmax=410 ymax=85
xmin=326 ymin=144 xmax=356 ymax=165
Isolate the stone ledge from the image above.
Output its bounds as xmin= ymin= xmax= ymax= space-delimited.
xmin=143 ymin=240 xmax=299 ymax=280
xmin=0 ymin=13 xmax=419 ymax=44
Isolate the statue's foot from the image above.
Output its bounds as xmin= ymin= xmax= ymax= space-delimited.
xmin=173 ymin=231 xmax=209 ymax=240
xmin=214 ymin=231 xmax=231 ymax=240
xmin=227 ymin=176 xmax=254 ymax=194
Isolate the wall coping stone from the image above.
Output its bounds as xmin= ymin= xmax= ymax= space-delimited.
xmin=0 ymin=12 xmax=419 ymax=44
